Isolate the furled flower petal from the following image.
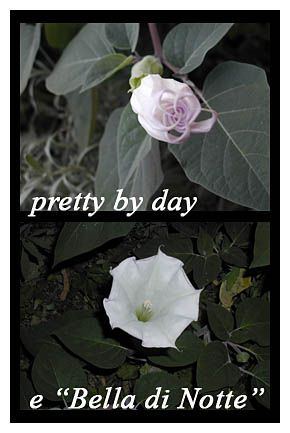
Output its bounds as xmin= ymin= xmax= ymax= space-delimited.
xmin=103 ymin=248 xmax=202 ymax=349
xmin=130 ymin=74 xmax=217 ymax=144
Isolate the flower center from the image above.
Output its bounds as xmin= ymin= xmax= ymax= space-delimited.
xmin=136 ymin=299 xmax=153 ymax=322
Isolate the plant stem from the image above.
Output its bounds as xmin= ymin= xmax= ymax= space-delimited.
xmin=148 ymin=23 xmax=163 ymax=59
xmin=239 ymin=367 xmax=256 ymax=378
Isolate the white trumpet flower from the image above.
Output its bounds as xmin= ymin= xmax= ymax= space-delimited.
xmin=103 ymin=248 xmax=202 ymax=349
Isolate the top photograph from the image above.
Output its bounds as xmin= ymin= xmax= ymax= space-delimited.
xmin=20 ymin=22 xmax=270 ymax=212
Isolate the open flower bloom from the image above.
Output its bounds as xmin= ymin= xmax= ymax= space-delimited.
xmin=103 ymin=248 xmax=202 ymax=349
xmin=130 ymin=74 xmax=217 ymax=144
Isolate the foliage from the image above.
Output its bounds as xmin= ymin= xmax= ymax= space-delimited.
xmin=20 ymin=23 xmax=270 ymax=211
xmin=20 ymin=221 xmax=270 ymax=410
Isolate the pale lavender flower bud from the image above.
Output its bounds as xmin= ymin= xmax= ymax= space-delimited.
xmin=130 ymin=74 xmax=217 ymax=144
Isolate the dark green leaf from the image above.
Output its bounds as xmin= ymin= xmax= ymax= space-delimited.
xmin=207 ymin=303 xmax=234 ymax=340
xmin=224 ymin=222 xmax=252 ymax=247
xmin=55 ymin=318 xmax=128 ymax=369
xmin=32 ymin=344 xmax=87 ymax=401
xmin=192 ymin=254 xmax=222 ymax=288
xmin=53 ymin=221 xmax=135 ymax=267
xmin=20 ymin=373 xmax=35 ymax=410
xmin=149 ymin=331 xmax=204 ymax=367
xmin=134 ymin=372 xmax=184 ymax=409
xmin=197 ymin=227 xmax=214 ymax=256
xmin=117 ymin=364 xmax=139 ymax=380
xmin=44 ymin=23 xmax=82 ymax=49
xmin=197 ymin=341 xmax=240 ymax=392
xmin=230 ymin=298 xmax=270 ymax=346
xmin=136 ymin=234 xmax=194 ymax=274
xmin=220 ymin=244 xmax=248 ymax=267
xmin=170 ymin=222 xmax=200 ymax=237
xmin=20 ymin=310 xmax=95 ymax=356
xmin=250 ymin=222 xmax=270 ymax=268
xmin=250 ymin=361 xmax=270 ymax=408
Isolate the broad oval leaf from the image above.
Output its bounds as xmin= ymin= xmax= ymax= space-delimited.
xmin=32 ymin=344 xmax=87 ymax=401
xmin=251 ymin=361 xmax=270 ymax=408
xmin=46 ymin=23 xmax=114 ymax=95
xmin=105 ymin=23 xmax=139 ymax=51
xmin=148 ymin=330 xmax=204 ymax=367
xmin=20 ymin=23 xmax=41 ymax=94
xmin=136 ymin=234 xmax=195 ymax=274
xmin=207 ymin=303 xmax=234 ymax=340
xmin=192 ymin=253 xmax=222 ymax=288
xmin=197 ymin=341 xmax=240 ymax=392
xmin=81 ymin=54 xmax=133 ymax=92
xmin=169 ymin=61 xmax=270 ymax=210
xmin=197 ymin=227 xmax=214 ymax=256
xmin=250 ymin=222 xmax=270 ymax=268
xmin=117 ymin=103 xmax=158 ymax=189
xmin=134 ymin=372 xmax=183 ymax=408
xmin=44 ymin=23 xmax=82 ymax=49
xmin=95 ymin=108 xmax=163 ymax=211
xmin=230 ymin=298 xmax=270 ymax=346
xmin=20 ymin=374 xmax=35 ymax=410
xmin=66 ymin=88 xmax=97 ymax=150
xmin=20 ymin=310 xmax=95 ymax=356
xmin=55 ymin=318 xmax=128 ymax=369
xmin=53 ymin=221 xmax=135 ymax=267
xmin=163 ymin=23 xmax=233 ymax=74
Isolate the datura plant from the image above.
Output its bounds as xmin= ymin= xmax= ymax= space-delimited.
xmin=21 ymin=23 xmax=270 ymax=211
xmin=103 ymin=248 xmax=202 ymax=348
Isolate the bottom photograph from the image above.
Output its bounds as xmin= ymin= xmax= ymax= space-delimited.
xmin=18 ymin=221 xmax=271 ymax=415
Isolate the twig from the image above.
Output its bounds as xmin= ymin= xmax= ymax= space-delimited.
xmin=148 ymin=23 xmax=163 ymax=59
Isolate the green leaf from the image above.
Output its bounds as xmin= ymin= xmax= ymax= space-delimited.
xmin=117 ymin=363 xmax=139 ymax=380
xmin=20 ymin=374 xmax=35 ymax=410
xmin=170 ymin=222 xmax=200 ymax=237
xmin=163 ymin=23 xmax=233 ymax=74
xmin=220 ymin=237 xmax=248 ymax=267
xmin=148 ymin=330 xmax=204 ymax=367
xmin=55 ymin=318 xmax=128 ymax=369
xmin=197 ymin=341 xmax=240 ymax=392
xmin=230 ymin=298 xmax=270 ymax=346
xmin=250 ymin=222 xmax=270 ymax=268
xmin=46 ymin=23 xmax=114 ymax=95
xmin=136 ymin=234 xmax=194 ymax=274
xmin=207 ymin=303 xmax=234 ymax=340
xmin=32 ymin=343 xmax=87 ymax=401
xmin=105 ymin=23 xmax=139 ymax=51
xmin=192 ymin=254 xmax=222 ymax=288
xmin=81 ymin=54 xmax=133 ymax=92
xmin=224 ymin=222 xmax=252 ymax=248
xmin=169 ymin=61 xmax=270 ymax=210
xmin=197 ymin=227 xmax=214 ymax=256
xmin=20 ymin=23 xmax=41 ymax=94
xmin=95 ymin=107 xmax=163 ymax=211
xmin=134 ymin=372 xmax=183 ymax=408
xmin=53 ymin=221 xmax=135 ymax=267
xmin=117 ymin=103 xmax=158 ymax=189
xmin=250 ymin=361 xmax=270 ymax=408
xmin=44 ymin=23 xmax=82 ymax=49
xmin=20 ymin=310 xmax=95 ymax=356
xmin=66 ymin=88 xmax=97 ymax=150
